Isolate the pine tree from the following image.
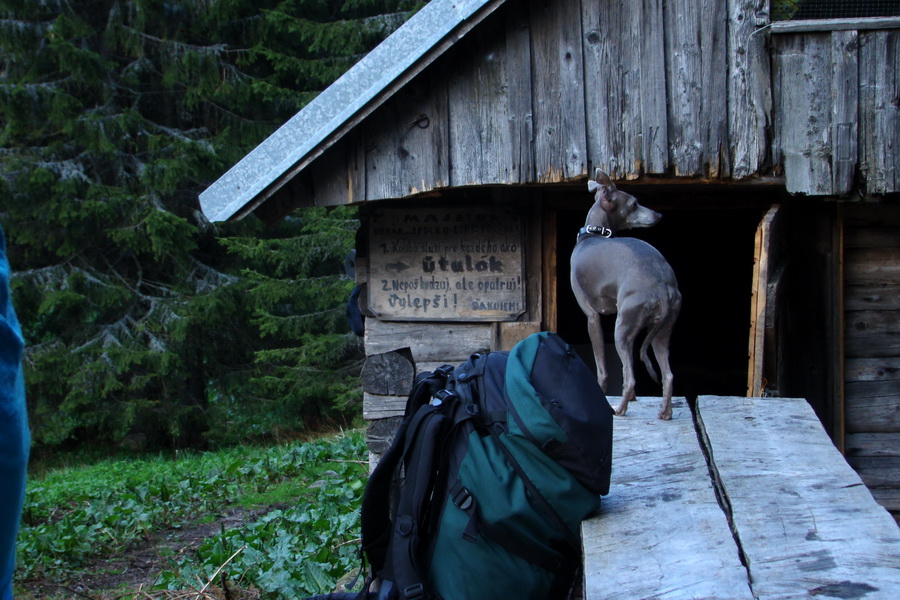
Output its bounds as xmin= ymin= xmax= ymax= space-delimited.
xmin=0 ymin=0 xmax=423 ymax=450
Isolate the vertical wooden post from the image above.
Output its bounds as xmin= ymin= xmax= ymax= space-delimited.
xmin=748 ymin=205 xmax=780 ymax=396
xmin=832 ymin=204 xmax=846 ymax=452
xmin=542 ymin=202 xmax=558 ymax=333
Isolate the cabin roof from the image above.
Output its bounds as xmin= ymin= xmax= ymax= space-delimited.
xmin=199 ymin=0 xmax=505 ymax=223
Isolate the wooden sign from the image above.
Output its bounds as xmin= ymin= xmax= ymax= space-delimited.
xmin=368 ymin=206 xmax=525 ymax=321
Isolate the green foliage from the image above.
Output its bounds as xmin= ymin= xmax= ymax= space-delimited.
xmin=208 ymin=206 xmax=365 ymax=443
xmin=18 ymin=430 xmax=367 ymax=590
xmin=155 ymin=442 xmax=366 ymax=597
xmin=0 ymin=0 xmax=423 ymax=450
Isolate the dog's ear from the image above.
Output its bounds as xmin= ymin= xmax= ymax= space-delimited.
xmin=596 ymin=170 xmax=615 ymax=189
xmin=599 ymin=183 xmax=617 ymax=209
xmin=587 ymin=180 xmax=600 ymax=193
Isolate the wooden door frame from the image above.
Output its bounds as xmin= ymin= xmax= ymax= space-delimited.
xmin=748 ymin=202 xmax=846 ymax=448
xmin=747 ymin=205 xmax=781 ymax=397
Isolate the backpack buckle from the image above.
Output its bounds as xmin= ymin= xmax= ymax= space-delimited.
xmin=452 ymin=486 xmax=474 ymax=511
xmin=434 ymin=364 xmax=455 ymax=376
xmin=434 ymin=389 xmax=457 ymax=404
xmin=403 ymin=583 xmax=426 ymax=599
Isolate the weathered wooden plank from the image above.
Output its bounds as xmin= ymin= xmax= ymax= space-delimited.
xmin=530 ymin=0 xmax=586 ymax=181
xmin=845 ymin=226 xmax=900 ymax=249
xmin=582 ymin=397 xmax=753 ymax=600
xmin=831 ymin=30 xmax=859 ymax=195
xmin=748 ymin=206 xmax=781 ymax=396
xmin=411 ymin=324 xmax=541 ymax=373
xmin=846 ymin=456 xmax=900 ymax=488
xmin=845 ymin=283 xmax=900 ymax=311
xmin=728 ymin=0 xmax=770 ymax=179
xmin=697 ymin=395 xmax=900 ymax=599
xmin=846 ymin=357 xmax=900 ymax=383
xmin=843 ymin=202 xmax=900 ymax=229
xmin=870 ymin=489 xmax=900 ymax=513
xmin=363 ymin=392 xmax=408 ymax=421
xmin=363 ymin=318 xmax=493 ymax=362
xmin=773 ymin=33 xmax=834 ymax=195
xmin=860 ymin=30 xmax=900 ymax=195
xmin=415 ymin=361 xmax=457 ymax=376
xmin=771 ymin=17 xmax=900 ymax=34
xmin=580 ymin=0 xmax=618 ymax=178
xmin=844 ymin=310 xmax=900 ymax=358
xmin=845 ymin=247 xmax=900 ymax=284
xmin=363 ymin=71 xmax=450 ymax=201
xmin=493 ymin=321 xmax=542 ymax=351
xmin=846 ymin=384 xmax=900 ymax=433
xmin=664 ymin=0 xmax=728 ymax=178
xmin=846 ymin=432 xmax=900 ymax=509
xmin=448 ymin=17 xmax=518 ymax=186
xmin=638 ymin=0 xmax=668 ymax=174
xmin=506 ymin=7 xmax=535 ymax=184
xmin=846 ymin=432 xmax=900 ymax=457
xmin=360 ymin=350 xmax=415 ymax=396
xmin=582 ymin=0 xmax=645 ymax=179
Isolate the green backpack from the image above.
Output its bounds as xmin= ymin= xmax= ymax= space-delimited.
xmin=360 ymin=332 xmax=614 ymax=600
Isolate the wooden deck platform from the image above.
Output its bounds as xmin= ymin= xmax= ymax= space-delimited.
xmin=582 ymin=396 xmax=900 ymax=600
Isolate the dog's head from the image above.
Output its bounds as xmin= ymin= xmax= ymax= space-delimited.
xmin=588 ymin=169 xmax=662 ymax=231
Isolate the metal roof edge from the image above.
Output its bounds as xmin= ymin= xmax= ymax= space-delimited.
xmin=199 ymin=0 xmax=505 ymax=222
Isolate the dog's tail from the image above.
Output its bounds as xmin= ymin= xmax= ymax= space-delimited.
xmin=639 ymin=319 xmax=662 ymax=385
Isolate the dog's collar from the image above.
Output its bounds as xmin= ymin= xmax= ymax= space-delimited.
xmin=577 ymin=225 xmax=613 ymax=243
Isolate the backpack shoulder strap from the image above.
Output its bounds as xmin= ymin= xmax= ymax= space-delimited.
xmin=387 ymin=404 xmax=446 ymax=600
xmin=360 ymin=366 xmax=452 ymax=574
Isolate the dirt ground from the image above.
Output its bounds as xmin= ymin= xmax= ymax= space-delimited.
xmin=21 ymin=507 xmax=270 ymax=600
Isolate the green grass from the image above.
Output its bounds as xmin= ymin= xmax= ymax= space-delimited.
xmin=17 ymin=429 xmax=368 ymax=598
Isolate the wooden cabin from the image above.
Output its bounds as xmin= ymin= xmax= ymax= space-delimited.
xmin=199 ymin=0 xmax=900 ymax=516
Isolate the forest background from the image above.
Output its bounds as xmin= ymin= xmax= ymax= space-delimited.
xmin=1 ymin=0 xmax=428 ymax=457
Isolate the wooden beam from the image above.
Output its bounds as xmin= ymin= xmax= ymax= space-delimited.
xmin=771 ymin=17 xmax=900 ymax=34
xmin=582 ymin=398 xmax=754 ymax=600
xmin=697 ymin=395 xmax=900 ymax=598
xmin=363 ymin=319 xmax=493 ymax=362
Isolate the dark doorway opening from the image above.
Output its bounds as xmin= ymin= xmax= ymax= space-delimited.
xmin=556 ymin=199 xmax=765 ymax=401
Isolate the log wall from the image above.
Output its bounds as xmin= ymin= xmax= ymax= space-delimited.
xmin=302 ymin=0 xmax=899 ymax=212
xmin=843 ymin=201 xmax=900 ymax=513
xmin=307 ymin=0 xmax=772 ymax=209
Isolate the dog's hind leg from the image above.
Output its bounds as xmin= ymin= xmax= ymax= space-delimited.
xmin=613 ymin=314 xmax=641 ymax=416
xmin=650 ymin=304 xmax=679 ymax=420
xmin=650 ymin=333 xmax=674 ymax=420
xmin=585 ymin=311 xmax=608 ymax=393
